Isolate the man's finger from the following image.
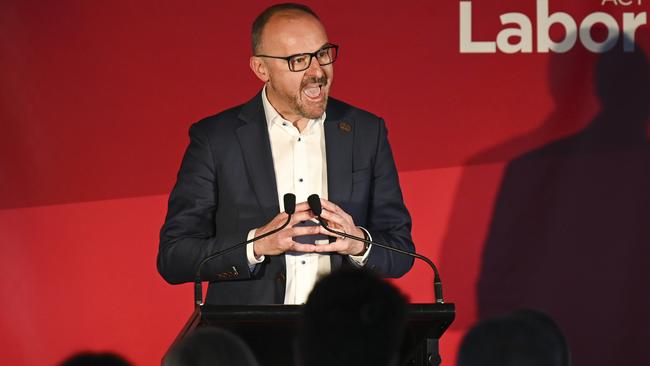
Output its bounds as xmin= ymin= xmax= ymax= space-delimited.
xmin=291 ymin=225 xmax=321 ymax=237
xmin=319 ymin=198 xmax=341 ymax=214
xmin=318 ymin=225 xmax=347 ymax=240
xmin=319 ymin=209 xmax=347 ymax=227
xmin=313 ymin=243 xmax=343 ymax=253
xmin=271 ymin=212 xmax=288 ymax=224
xmin=290 ymin=242 xmax=317 ymax=252
xmin=321 ymin=199 xmax=354 ymax=221
xmin=290 ymin=211 xmax=316 ymax=224
xmin=293 ymin=201 xmax=312 ymax=212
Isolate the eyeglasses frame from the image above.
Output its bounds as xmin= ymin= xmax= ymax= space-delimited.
xmin=254 ymin=43 xmax=339 ymax=72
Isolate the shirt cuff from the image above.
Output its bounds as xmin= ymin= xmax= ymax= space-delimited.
xmin=246 ymin=228 xmax=265 ymax=271
xmin=348 ymin=227 xmax=372 ymax=267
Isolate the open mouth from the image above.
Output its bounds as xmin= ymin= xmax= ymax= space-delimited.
xmin=302 ymin=84 xmax=322 ymax=100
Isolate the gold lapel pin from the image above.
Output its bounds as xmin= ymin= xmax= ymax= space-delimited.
xmin=338 ymin=121 xmax=352 ymax=133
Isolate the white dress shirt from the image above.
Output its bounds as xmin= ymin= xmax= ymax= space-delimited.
xmin=245 ymin=86 xmax=369 ymax=304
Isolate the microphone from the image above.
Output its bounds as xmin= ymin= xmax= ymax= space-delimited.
xmin=307 ymin=194 xmax=322 ymax=215
xmin=193 ymin=193 xmax=296 ymax=306
xmin=307 ymin=194 xmax=444 ymax=304
xmin=284 ymin=193 xmax=296 ymax=215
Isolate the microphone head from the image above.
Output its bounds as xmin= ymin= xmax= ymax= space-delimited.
xmin=284 ymin=193 xmax=296 ymax=215
xmin=307 ymin=194 xmax=322 ymax=216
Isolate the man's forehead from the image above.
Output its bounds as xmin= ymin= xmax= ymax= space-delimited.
xmin=260 ymin=11 xmax=328 ymax=53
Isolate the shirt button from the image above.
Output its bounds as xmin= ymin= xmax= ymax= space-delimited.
xmin=282 ymin=122 xmax=287 ymax=126
xmin=298 ymin=137 xmax=301 ymax=142
xmin=301 ymin=260 xmax=306 ymax=265
xmin=299 ymin=178 xmax=303 ymax=182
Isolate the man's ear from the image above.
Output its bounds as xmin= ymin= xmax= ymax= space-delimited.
xmin=250 ymin=56 xmax=270 ymax=83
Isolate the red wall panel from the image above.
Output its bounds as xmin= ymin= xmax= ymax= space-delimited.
xmin=0 ymin=196 xmax=190 ymax=365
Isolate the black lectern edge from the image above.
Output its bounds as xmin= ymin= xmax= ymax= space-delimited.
xmin=163 ymin=303 xmax=455 ymax=366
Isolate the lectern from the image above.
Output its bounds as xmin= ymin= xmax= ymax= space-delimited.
xmin=164 ymin=303 xmax=455 ymax=366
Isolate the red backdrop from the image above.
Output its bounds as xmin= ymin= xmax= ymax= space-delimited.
xmin=1 ymin=1 xmax=648 ymax=365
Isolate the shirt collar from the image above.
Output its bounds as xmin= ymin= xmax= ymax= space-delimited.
xmin=261 ymin=85 xmax=326 ymax=129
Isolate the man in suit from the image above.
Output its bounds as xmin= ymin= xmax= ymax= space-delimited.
xmin=157 ymin=3 xmax=414 ymax=305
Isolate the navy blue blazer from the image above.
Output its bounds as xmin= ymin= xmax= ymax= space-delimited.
xmin=158 ymin=92 xmax=414 ymax=304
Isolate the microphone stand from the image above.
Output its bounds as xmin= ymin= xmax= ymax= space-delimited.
xmin=193 ymin=194 xmax=296 ymax=307
xmin=307 ymin=194 xmax=443 ymax=304
xmin=318 ymin=221 xmax=444 ymax=304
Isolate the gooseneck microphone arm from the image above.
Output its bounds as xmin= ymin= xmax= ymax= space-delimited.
xmin=307 ymin=194 xmax=444 ymax=304
xmin=193 ymin=193 xmax=296 ymax=307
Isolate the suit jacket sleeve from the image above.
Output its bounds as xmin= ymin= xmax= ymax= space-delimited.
xmin=362 ymin=118 xmax=415 ymax=277
xmin=157 ymin=123 xmax=252 ymax=284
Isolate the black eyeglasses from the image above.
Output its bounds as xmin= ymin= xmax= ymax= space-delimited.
xmin=255 ymin=44 xmax=339 ymax=72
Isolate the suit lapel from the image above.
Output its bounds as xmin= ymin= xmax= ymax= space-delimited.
xmin=324 ymin=106 xmax=353 ymax=203
xmin=236 ymin=92 xmax=279 ymax=216
xmin=234 ymin=94 xmax=353 ymax=211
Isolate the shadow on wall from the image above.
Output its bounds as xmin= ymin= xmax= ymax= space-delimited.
xmin=477 ymin=35 xmax=650 ymax=366
xmin=439 ymin=33 xmax=600 ymax=329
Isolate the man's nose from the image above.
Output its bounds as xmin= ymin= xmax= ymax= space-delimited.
xmin=305 ymin=56 xmax=325 ymax=77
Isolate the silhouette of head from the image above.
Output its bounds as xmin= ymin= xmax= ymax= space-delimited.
xmin=457 ymin=309 xmax=570 ymax=366
xmin=297 ymin=268 xmax=408 ymax=366
xmin=59 ymin=352 xmax=132 ymax=366
xmin=547 ymin=32 xmax=597 ymax=109
xmin=595 ymin=36 xmax=650 ymax=131
xmin=165 ymin=327 xmax=259 ymax=366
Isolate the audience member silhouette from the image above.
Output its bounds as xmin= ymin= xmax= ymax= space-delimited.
xmin=297 ymin=268 xmax=408 ymax=366
xmin=59 ymin=352 xmax=132 ymax=366
xmin=164 ymin=327 xmax=259 ymax=366
xmin=457 ymin=309 xmax=570 ymax=366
